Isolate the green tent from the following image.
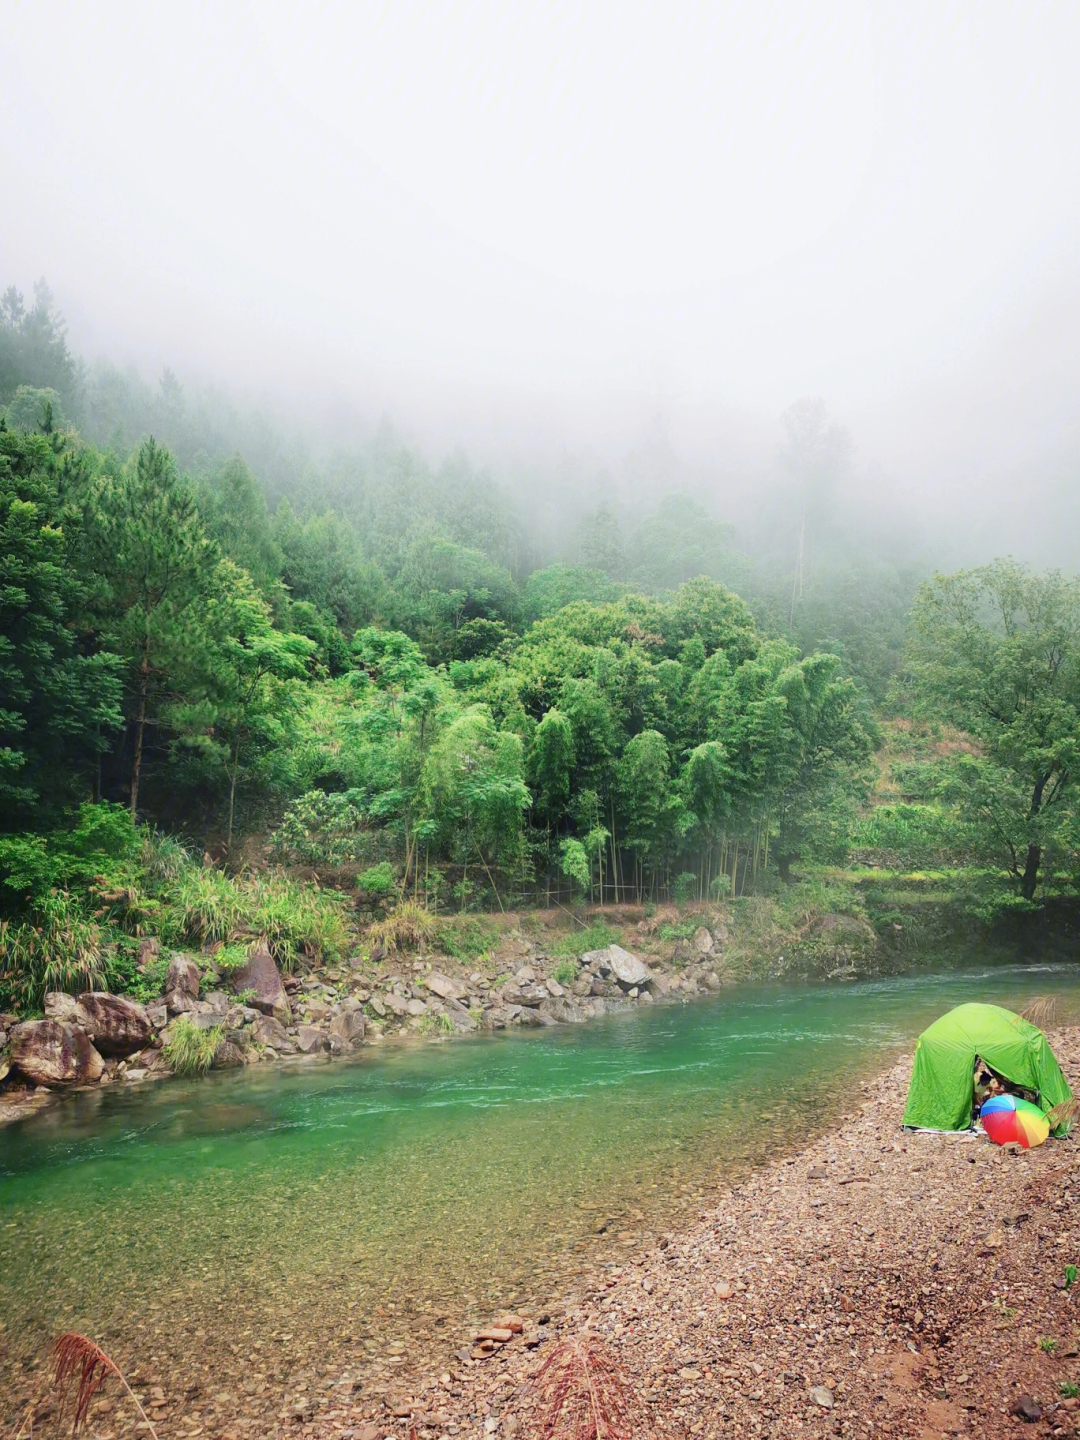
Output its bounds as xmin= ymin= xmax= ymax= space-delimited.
xmin=902 ymin=1002 xmax=1073 ymax=1132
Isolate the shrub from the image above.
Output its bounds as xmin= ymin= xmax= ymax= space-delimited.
xmin=270 ymin=790 xmax=368 ymax=866
xmin=0 ymin=891 xmax=106 ymax=1009
xmin=161 ymin=866 xmax=248 ymax=948
xmin=673 ymin=871 xmax=698 ymax=903
xmin=163 ymin=1016 xmax=223 ymax=1077
xmin=419 ymin=1010 xmax=455 ymax=1035
xmin=552 ymin=958 xmax=578 ymax=986
xmin=356 ymin=862 xmax=396 ymax=897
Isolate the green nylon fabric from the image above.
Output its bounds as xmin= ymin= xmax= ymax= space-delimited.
xmin=902 ymin=1002 xmax=1073 ymax=1132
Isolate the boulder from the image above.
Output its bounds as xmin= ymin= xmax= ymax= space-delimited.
xmin=9 ymin=1020 xmax=104 ymax=1086
xmin=605 ymin=945 xmax=652 ymax=987
xmin=146 ymin=1001 xmax=168 ymax=1029
xmin=252 ymin=1013 xmax=290 ymax=1049
xmin=302 ymin=999 xmax=331 ymax=1022
xmin=424 ymin=971 xmax=467 ymax=1003
xmin=692 ymin=926 xmax=714 ymax=956
xmin=166 ymin=989 xmax=197 ymax=1016
xmin=76 ymin=993 xmax=153 ymax=1056
xmin=406 ymin=998 xmax=428 ymax=1016
xmin=545 ymin=977 xmax=565 ymax=997
xmin=43 ymin=992 xmax=85 ymax=1025
xmin=211 ymin=1038 xmax=246 ymax=1069
xmin=329 ymin=1009 xmax=365 ymax=1048
xmin=136 ymin=936 xmax=160 ymax=971
xmin=229 ymin=943 xmax=291 ymax=1024
xmin=166 ymin=954 xmax=201 ymax=999
xmin=382 ymin=992 xmax=409 ymax=1017
xmin=203 ymin=990 xmax=231 ymax=1015
xmin=296 ymin=1025 xmax=328 ymax=1054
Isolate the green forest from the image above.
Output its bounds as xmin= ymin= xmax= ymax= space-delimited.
xmin=3 ymin=281 xmax=1080 ymax=1011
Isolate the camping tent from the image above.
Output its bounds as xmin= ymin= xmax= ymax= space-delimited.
xmin=902 ymin=1002 xmax=1073 ymax=1133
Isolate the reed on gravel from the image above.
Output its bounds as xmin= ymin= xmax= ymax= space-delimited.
xmin=11 ymin=1332 xmax=159 ymax=1440
xmin=523 ymin=1327 xmax=642 ymax=1440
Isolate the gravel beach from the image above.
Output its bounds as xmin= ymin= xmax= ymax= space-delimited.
xmin=5 ymin=1025 xmax=1079 ymax=1440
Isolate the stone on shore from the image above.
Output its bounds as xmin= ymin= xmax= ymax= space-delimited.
xmin=424 ymin=971 xmax=467 ymax=1002
xmin=9 ymin=1020 xmax=105 ymax=1086
xmin=329 ymin=1010 xmax=365 ymax=1048
xmin=251 ymin=1014 xmax=290 ymax=1049
xmin=230 ymin=942 xmax=291 ymax=1024
xmin=296 ymin=1025 xmax=328 ymax=1054
xmin=583 ymin=944 xmax=653 ymax=988
xmin=76 ymin=992 xmax=153 ymax=1055
xmin=43 ymin=992 xmax=85 ymax=1025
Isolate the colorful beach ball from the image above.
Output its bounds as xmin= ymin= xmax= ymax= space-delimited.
xmin=980 ymin=1095 xmax=1050 ymax=1148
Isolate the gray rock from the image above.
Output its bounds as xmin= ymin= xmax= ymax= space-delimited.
xmin=809 ymin=1386 xmax=834 ymax=1410
xmin=187 ymin=1012 xmax=227 ymax=1032
xmin=252 ymin=1014 xmax=289 ymax=1049
xmin=303 ymin=999 xmax=332 ymax=1021
xmin=406 ymin=998 xmax=428 ymax=1016
xmin=77 ymin=992 xmax=153 ymax=1055
xmin=329 ymin=1009 xmax=365 ymax=1048
xmin=692 ymin=926 xmax=714 ymax=956
xmin=9 ymin=1020 xmax=104 ymax=1086
xmin=580 ymin=948 xmax=611 ymax=974
xmin=1009 ymin=1395 xmax=1042 ymax=1423
xmin=203 ymin=990 xmax=231 ymax=1015
xmin=382 ymin=992 xmax=409 ymax=1016
xmin=605 ymin=945 xmax=652 ymax=987
xmin=539 ymin=997 xmax=587 ymax=1024
xmin=166 ymin=954 xmax=201 ymax=1000
xmin=211 ymin=1039 xmax=246 ymax=1069
xmin=296 ymin=1025 xmax=328 ymax=1053
xmin=368 ymin=996 xmax=388 ymax=1017
xmin=230 ymin=942 xmax=291 ymax=1025
xmin=146 ymin=1002 xmax=168 ymax=1029
xmin=545 ymin=977 xmax=565 ymax=997
xmin=124 ymin=1068 xmax=149 ymax=1082
xmin=424 ymin=971 xmax=467 ymax=1002
xmin=341 ymin=996 xmax=364 ymax=1014
xmin=43 ymin=992 xmax=86 ymax=1025
xmin=514 ymin=965 xmax=536 ymax=984
xmin=570 ymin=976 xmax=593 ymax=997
xmin=166 ymin=989 xmax=197 ymax=1016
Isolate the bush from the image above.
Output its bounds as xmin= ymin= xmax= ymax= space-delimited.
xmin=249 ymin=875 xmax=350 ymax=970
xmin=356 ymin=862 xmax=396 ymax=896
xmin=552 ymin=958 xmax=578 ymax=986
xmin=163 ymin=1016 xmax=224 ymax=1077
xmin=270 ymin=790 xmax=369 ymax=866
xmin=0 ymin=891 xmax=106 ymax=1009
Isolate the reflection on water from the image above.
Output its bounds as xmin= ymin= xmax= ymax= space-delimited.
xmin=1 ymin=963 xmax=1078 ymax=1400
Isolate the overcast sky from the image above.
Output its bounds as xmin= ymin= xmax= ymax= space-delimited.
xmin=4 ymin=1 xmax=1080 ymax=552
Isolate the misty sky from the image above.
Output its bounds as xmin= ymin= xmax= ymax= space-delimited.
xmin=4 ymin=1 xmax=1080 ymax=556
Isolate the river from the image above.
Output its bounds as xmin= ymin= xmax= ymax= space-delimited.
xmin=2 ymin=960 xmax=1078 ymax=1419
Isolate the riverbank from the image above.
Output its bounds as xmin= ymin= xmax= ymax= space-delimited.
xmin=352 ymin=1028 xmax=1080 ymax=1440
xmin=2 ymin=995 xmax=1077 ymax=1440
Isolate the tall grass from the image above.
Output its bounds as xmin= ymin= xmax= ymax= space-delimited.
xmin=162 ymin=1016 xmax=224 ymax=1077
xmin=0 ymin=891 xmax=107 ymax=1009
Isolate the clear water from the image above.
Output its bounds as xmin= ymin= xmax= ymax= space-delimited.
xmin=1 ymin=962 xmax=1078 ymax=1404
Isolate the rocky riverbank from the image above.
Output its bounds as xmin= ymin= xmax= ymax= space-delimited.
xmin=0 ymin=909 xmax=746 ymax=1116
xmin=345 ymin=1026 xmax=1080 ymax=1440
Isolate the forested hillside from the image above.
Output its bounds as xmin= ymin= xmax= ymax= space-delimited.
xmin=3 ymin=281 xmax=1080 ymax=1012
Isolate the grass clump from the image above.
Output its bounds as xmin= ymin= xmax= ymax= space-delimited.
xmin=419 ymin=1010 xmax=455 ymax=1036
xmin=163 ymin=1016 xmax=224 ymax=1077
xmin=370 ymin=899 xmax=436 ymax=953
xmin=437 ymin=914 xmax=501 ymax=962
xmin=552 ymin=920 xmax=618 ymax=959
xmin=552 ymin=958 xmax=578 ymax=986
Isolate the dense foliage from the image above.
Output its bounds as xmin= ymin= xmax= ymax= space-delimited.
xmin=3 ymin=278 xmax=1080 ymax=1013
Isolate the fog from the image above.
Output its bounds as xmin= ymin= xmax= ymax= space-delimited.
xmin=4 ymin=1 xmax=1080 ymax=564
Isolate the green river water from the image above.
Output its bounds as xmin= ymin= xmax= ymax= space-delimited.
xmin=2 ymin=960 xmax=1079 ymax=1412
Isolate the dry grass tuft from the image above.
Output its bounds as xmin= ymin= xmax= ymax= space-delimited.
xmin=523 ymin=1328 xmax=643 ymax=1440
xmin=1046 ymin=1098 xmax=1080 ymax=1134
xmin=47 ymin=1332 xmax=159 ymax=1440
xmin=369 ymin=899 xmax=436 ymax=953
xmin=1021 ymin=995 xmax=1061 ymax=1029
